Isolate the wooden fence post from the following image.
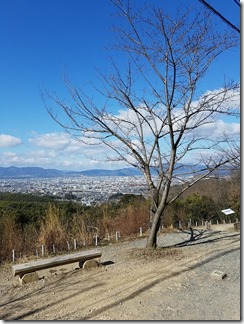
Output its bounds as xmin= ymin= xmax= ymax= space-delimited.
xmin=205 ymin=221 xmax=208 ymax=230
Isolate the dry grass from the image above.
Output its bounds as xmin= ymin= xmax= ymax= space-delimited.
xmin=38 ymin=204 xmax=67 ymax=251
xmin=1 ymin=201 xmax=151 ymax=263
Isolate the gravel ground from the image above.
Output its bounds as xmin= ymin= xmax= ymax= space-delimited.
xmin=0 ymin=226 xmax=240 ymax=321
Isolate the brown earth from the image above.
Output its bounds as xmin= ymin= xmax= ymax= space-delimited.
xmin=0 ymin=224 xmax=240 ymax=321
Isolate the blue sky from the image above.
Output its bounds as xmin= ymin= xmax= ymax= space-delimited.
xmin=0 ymin=0 xmax=240 ymax=171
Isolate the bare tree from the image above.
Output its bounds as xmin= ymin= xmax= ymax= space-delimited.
xmin=218 ymin=134 xmax=240 ymax=168
xmin=43 ymin=1 xmax=240 ymax=248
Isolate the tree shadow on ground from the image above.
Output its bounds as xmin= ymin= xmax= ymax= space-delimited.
xmin=163 ymin=230 xmax=240 ymax=248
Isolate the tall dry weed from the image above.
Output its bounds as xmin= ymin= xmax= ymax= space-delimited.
xmin=38 ymin=203 xmax=67 ymax=252
xmin=0 ymin=216 xmax=22 ymax=263
xmin=100 ymin=203 xmax=149 ymax=238
xmin=67 ymin=213 xmax=95 ymax=246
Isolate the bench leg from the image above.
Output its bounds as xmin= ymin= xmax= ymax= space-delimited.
xmin=19 ymin=272 xmax=39 ymax=284
xmin=82 ymin=259 xmax=100 ymax=269
xmin=78 ymin=260 xmax=85 ymax=268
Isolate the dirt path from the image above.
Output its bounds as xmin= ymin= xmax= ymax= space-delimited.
xmin=0 ymin=226 xmax=240 ymax=320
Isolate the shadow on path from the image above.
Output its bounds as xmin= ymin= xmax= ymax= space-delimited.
xmin=82 ymin=242 xmax=239 ymax=319
xmin=164 ymin=231 xmax=240 ymax=248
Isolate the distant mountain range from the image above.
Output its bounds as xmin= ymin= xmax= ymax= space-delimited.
xmin=0 ymin=165 xmax=232 ymax=179
xmin=0 ymin=166 xmax=143 ymax=178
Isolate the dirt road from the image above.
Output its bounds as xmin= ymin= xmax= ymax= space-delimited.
xmin=0 ymin=226 xmax=240 ymax=320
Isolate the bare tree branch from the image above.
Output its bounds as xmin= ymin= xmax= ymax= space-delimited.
xmin=43 ymin=1 xmax=240 ymax=248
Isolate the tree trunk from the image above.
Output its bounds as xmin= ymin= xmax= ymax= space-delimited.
xmin=146 ymin=210 xmax=161 ymax=248
xmin=146 ymin=185 xmax=169 ymax=248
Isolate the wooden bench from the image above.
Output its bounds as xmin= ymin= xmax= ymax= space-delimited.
xmin=12 ymin=249 xmax=102 ymax=284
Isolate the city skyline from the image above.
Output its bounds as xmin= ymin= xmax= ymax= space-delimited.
xmin=0 ymin=0 xmax=240 ymax=171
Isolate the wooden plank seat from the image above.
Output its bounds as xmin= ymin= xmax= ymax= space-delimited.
xmin=12 ymin=249 xmax=102 ymax=283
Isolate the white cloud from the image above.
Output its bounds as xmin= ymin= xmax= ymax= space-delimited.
xmin=108 ymin=87 xmax=240 ymax=141
xmin=0 ymin=134 xmax=22 ymax=148
xmin=0 ymin=86 xmax=239 ymax=171
xmin=0 ymin=150 xmax=124 ymax=170
xmin=194 ymin=120 xmax=240 ymax=138
xmin=0 ymin=131 xmax=124 ymax=170
xmin=28 ymin=132 xmax=96 ymax=154
xmin=28 ymin=131 xmax=112 ymax=158
xmin=201 ymin=87 xmax=240 ymax=112
xmin=29 ymin=132 xmax=71 ymax=150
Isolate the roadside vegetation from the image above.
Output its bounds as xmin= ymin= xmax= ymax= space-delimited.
xmin=0 ymin=172 xmax=240 ymax=264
